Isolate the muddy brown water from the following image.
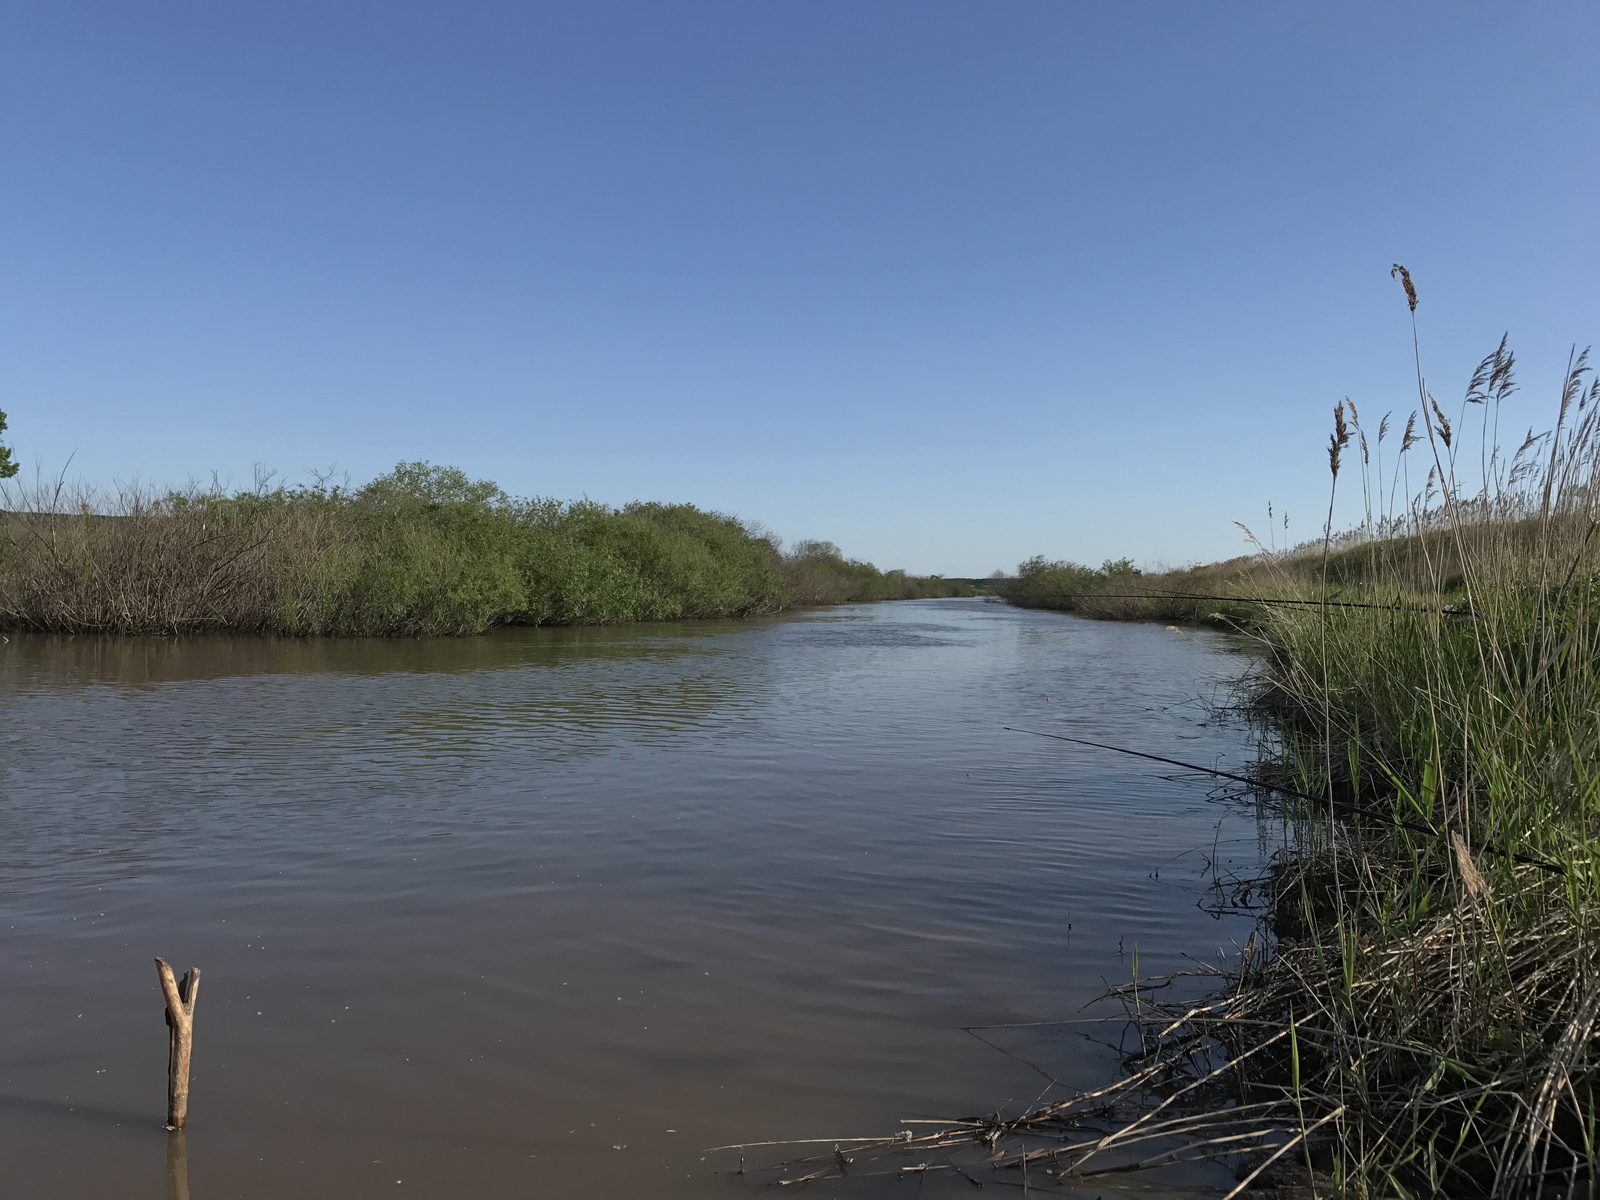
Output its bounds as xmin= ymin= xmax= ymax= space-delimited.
xmin=0 ymin=598 xmax=1272 ymax=1197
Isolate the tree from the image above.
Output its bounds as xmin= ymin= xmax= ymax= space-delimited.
xmin=0 ymin=410 xmax=16 ymax=479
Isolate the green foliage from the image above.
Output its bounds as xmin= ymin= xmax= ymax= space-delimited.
xmin=781 ymin=539 xmax=975 ymax=605
xmin=992 ymin=555 xmax=1143 ymax=612
xmin=0 ymin=462 xmax=958 ymax=635
xmin=0 ymin=409 xmax=17 ymax=480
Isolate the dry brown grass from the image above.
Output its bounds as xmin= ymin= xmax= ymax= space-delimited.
xmin=0 ymin=478 xmax=353 ymax=633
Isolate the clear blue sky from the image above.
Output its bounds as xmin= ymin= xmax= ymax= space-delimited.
xmin=3 ymin=3 xmax=1597 ymax=576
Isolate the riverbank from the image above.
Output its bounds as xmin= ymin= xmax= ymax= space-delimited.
xmin=0 ymin=463 xmax=970 ymax=635
xmin=989 ymin=539 xmax=1428 ymax=629
xmin=999 ymin=328 xmax=1600 ymax=1192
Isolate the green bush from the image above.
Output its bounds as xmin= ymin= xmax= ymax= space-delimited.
xmin=780 ymin=539 xmax=974 ymax=605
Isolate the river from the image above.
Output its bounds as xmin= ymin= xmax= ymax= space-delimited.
xmin=0 ymin=598 xmax=1269 ymax=1197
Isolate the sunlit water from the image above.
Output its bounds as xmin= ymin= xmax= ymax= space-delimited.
xmin=0 ymin=599 xmax=1272 ymax=1197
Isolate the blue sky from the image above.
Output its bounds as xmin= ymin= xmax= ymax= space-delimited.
xmin=3 ymin=3 xmax=1597 ymax=576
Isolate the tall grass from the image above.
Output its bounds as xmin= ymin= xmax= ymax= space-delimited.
xmin=0 ymin=462 xmax=966 ymax=635
xmin=1222 ymin=281 xmax=1600 ymax=1197
xmin=995 ymin=276 xmax=1600 ymax=1195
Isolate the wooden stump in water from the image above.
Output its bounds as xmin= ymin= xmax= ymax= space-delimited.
xmin=154 ymin=958 xmax=200 ymax=1129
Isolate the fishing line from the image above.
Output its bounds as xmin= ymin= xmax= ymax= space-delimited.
xmin=1003 ymin=726 xmax=1563 ymax=875
xmin=1035 ymin=591 xmax=1471 ymax=616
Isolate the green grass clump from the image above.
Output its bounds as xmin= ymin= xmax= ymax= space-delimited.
xmin=0 ymin=462 xmax=961 ymax=635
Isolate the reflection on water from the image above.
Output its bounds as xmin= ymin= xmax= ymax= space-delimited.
xmin=0 ymin=620 xmax=755 ymax=685
xmin=166 ymin=1130 xmax=189 ymax=1200
xmin=0 ymin=599 xmax=1268 ymax=1197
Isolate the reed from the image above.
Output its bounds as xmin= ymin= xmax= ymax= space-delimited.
xmin=1217 ymin=276 xmax=1600 ymax=1197
xmin=1103 ymin=283 xmax=1600 ymax=1196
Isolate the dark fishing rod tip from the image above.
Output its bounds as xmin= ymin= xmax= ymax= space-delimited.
xmin=1003 ymin=725 xmax=1563 ymax=876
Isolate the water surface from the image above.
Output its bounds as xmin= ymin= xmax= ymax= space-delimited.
xmin=0 ymin=599 xmax=1269 ymax=1197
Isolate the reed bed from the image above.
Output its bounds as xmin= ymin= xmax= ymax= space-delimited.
xmin=1224 ymin=271 xmax=1600 ymax=1197
xmin=0 ymin=462 xmax=970 ymax=635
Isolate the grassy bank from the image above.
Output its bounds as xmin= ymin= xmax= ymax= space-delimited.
xmin=995 ymin=290 xmax=1600 ymax=1193
xmin=993 ymin=529 xmax=1493 ymax=629
xmin=0 ymin=463 xmax=970 ymax=635
xmin=991 ymin=543 xmax=1445 ymax=628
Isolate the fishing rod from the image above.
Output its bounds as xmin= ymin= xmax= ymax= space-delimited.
xmin=1040 ymin=591 xmax=1471 ymax=616
xmin=1003 ymin=726 xmax=1563 ymax=875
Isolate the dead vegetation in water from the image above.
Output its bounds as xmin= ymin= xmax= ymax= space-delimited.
xmin=705 ymin=950 xmax=1335 ymax=1196
xmin=711 ymin=843 xmax=1598 ymax=1197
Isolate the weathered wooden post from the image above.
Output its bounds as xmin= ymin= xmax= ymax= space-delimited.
xmin=154 ymin=958 xmax=200 ymax=1129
